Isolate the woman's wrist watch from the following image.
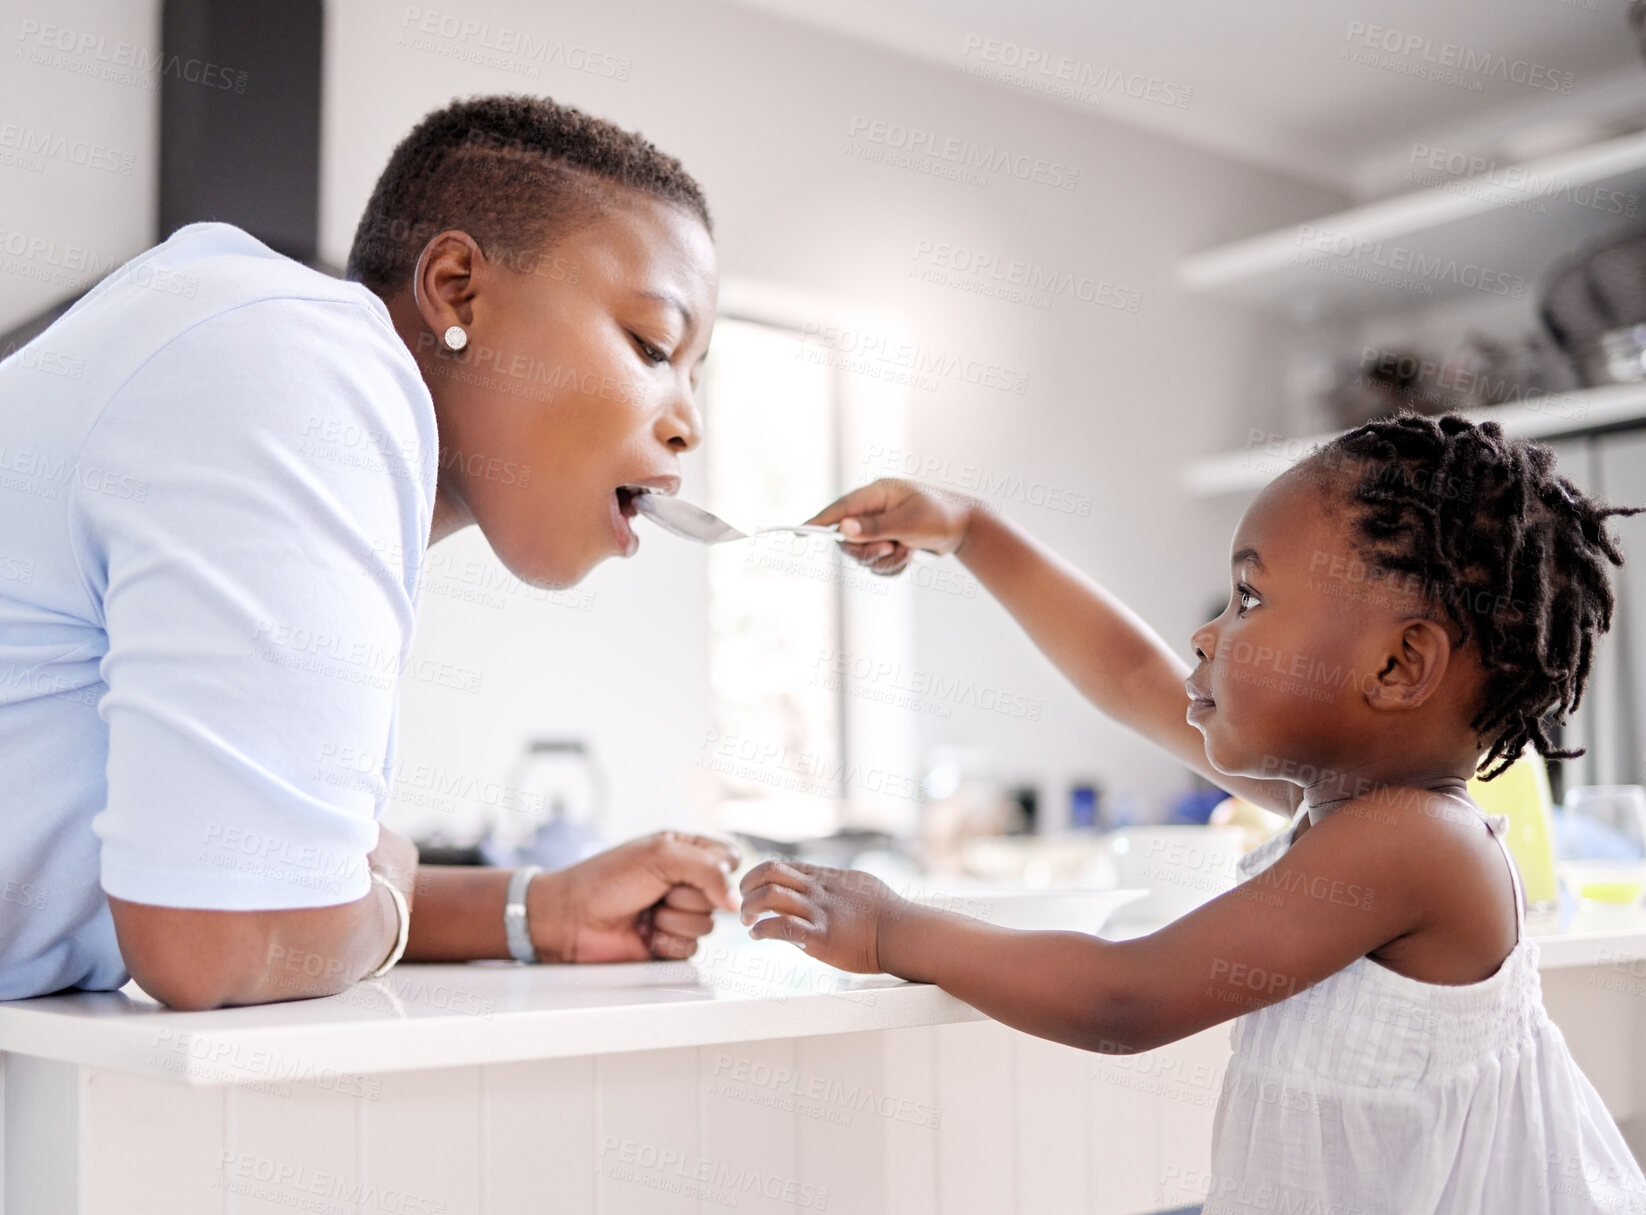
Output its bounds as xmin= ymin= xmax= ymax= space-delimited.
xmin=367 ymin=871 xmax=410 ymax=979
xmin=505 ymin=865 xmax=544 ymax=963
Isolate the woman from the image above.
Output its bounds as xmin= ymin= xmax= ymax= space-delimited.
xmin=0 ymin=95 xmax=739 ymax=1009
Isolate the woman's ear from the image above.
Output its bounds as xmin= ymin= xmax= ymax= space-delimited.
xmin=1364 ymin=617 xmax=1452 ymax=712
xmin=412 ymin=230 xmax=483 ymax=342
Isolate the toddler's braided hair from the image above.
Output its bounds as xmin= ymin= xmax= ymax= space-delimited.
xmin=1309 ymin=411 xmax=1641 ymax=779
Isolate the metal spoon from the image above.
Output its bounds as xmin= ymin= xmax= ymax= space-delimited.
xmin=631 ymin=492 xmax=842 ymax=546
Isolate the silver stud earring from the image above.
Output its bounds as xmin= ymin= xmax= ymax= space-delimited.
xmin=443 ymin=325 xmax=468 ymax=351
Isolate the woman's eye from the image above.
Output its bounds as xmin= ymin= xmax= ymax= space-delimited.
xmin=633 ymin=335 xmax=668 ymax=364
xmin=1236 ymin=584 xmax=1260 ymax=615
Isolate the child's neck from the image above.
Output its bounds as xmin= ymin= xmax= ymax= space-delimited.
xmin=1302 ymin=751 xmax=1477 ymax=820
xmin=1292 ymin=769 xmax=1476 ymax=842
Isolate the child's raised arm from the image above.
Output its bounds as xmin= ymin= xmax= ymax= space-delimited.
xmin=808 ymin=480 xmax=1302 ymax=817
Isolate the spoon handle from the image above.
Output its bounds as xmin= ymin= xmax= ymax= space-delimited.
xmin=754 ymin=524 xmax=843 ymax=538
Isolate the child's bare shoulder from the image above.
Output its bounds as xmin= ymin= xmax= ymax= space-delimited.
xmin=1299 ymin=785 xmax=1516 ymax=980
xmin=1291 ymin=786 xmax=1495 ymax=907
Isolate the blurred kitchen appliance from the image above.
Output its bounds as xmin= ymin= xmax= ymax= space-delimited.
xmin=1542 ymin=228 xmax=1646 ymax=386
xmin=481 ymin=739 xmax=608 ymax=871
xmin=1318 ymin=332 xmax=1579 ymax=430
xmin=1596 ymin=325 xmax=1646 ymax=384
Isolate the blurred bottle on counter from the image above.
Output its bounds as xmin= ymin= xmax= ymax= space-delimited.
xmin=1068 ymin=782 xmax=1101 ymax=831
xmin=919 ymin=746 xmax=1015 ymax=873
xmin=1008 ymin=785 xmax=1038 ymax=835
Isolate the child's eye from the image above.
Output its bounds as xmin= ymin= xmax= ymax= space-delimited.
xmin=1235 ymin=584 xmax=1261 ymax=616
xmin=632 ymin=334 xmax=668 ymax=364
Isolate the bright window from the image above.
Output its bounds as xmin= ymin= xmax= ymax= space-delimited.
xmin=703 ymin=317 xmax=846 ymax=837
xmin=698 ymin=303 xmax=916 ymax=841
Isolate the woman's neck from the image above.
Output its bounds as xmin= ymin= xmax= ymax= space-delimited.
xmin=427 ymin=479 xmax=474 ymax=547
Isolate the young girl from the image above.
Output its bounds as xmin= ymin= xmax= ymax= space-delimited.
xmin=738 ymin=412 xmax=1646 ymax=1213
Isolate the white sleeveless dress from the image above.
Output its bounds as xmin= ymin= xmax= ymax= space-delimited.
xmin=1206 ymin=805 xmax=1646 ymax=1214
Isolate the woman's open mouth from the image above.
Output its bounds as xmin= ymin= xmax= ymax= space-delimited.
xmin=609 ymin=478 xmax=680 ymax=557
xmin=611 ymin=486 xmax=645 ymax=556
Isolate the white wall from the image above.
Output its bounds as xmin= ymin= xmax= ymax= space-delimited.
xmin=316 ymin=0 xmax=1349 ymax=843
xmin=0 ymin=0 xmax=161 ymax=334
xmin=1 ymin=0 xmax=1349 ymax=848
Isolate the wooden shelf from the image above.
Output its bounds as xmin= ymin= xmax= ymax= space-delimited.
xmin=1183 ymin=382 xmax=1646 ymax=497
xmin=1178 ymin=130 xmax=1646 ymax=317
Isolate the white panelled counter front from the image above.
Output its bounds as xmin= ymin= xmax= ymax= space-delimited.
xmin=4 ymin=905 xmax=1646 ymax=1215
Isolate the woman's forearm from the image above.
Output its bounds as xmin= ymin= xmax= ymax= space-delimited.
xmin=242 ymin=866 xmax=559 ymax=1001
xmin=876 ymin=903 xmax=1139 ymax=1054
xmin=403 ymin=865 xmax=514 ymax=961
xmin=404 ymin=865 xmax=584 ymax=963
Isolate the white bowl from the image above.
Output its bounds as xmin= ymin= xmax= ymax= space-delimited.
xmin=903 ymin=883 xmax=1150 ymax=935
xmin=1106 ymin=825 xmax=1248 ymax=922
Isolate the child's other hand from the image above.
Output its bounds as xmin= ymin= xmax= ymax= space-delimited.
xmin=737 ymin=860 xmax=902 ymax=973
xmin=806 ymin=479 xmax=976 ymax=576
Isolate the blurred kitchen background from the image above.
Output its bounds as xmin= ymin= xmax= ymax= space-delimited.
xmin=6 ymin=0 xmax=1646 ymax=896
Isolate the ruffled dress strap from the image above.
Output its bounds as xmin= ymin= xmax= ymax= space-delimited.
xmin=1481 ymin=812 xmax=1524 ymax=944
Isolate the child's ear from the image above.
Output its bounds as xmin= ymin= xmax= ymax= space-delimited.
xmin=1364 ymin=618 xmax=1451 ymax=712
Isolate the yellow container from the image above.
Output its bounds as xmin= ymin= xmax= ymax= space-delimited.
xmin=1467 ymin=750 xmax=1559 ymax=909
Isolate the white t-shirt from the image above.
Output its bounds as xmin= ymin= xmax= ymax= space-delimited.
xmin=0 ymin=222 xmax=436 ymax=999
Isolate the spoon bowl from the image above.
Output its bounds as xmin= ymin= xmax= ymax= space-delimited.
xmin=632 ymin=492 xmax=842 ymax=546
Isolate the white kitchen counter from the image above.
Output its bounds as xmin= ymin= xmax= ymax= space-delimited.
xmin=1523 ymin=902 xmax=1646 ymax=968
xmin=0 ymin=927 xmax=981 ymax=1085
xmin=5 ymin=906 xmax=1645 ymax=1215
xmin=2 ymin=901 xmax=1642 ymax=1085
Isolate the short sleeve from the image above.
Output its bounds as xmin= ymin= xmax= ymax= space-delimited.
xmin=74 ymin=295 xmax=435 ymax=909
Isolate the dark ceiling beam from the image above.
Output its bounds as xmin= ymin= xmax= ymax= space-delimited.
xmin=160 ymin=0 xmax=323 ymax=263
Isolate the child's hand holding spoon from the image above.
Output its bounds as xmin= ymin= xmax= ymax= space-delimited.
xmin=804 ymin=479 xmax=980 ymax=575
